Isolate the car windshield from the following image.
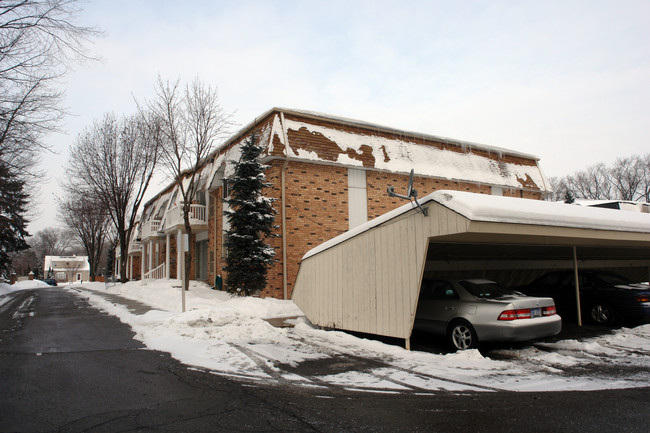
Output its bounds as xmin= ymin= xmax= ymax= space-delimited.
xmin=459 ymin=280 xmax=521 ymax=299
xmin=594 ymin=272 xmax=630 ymax=286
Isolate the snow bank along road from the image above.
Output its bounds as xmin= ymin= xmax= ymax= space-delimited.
xmin=60 ymin=280 xmax=650 ymax=394
xmin=4 ymin=286 xmax=475 ymax=432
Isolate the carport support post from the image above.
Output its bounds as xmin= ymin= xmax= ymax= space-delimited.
xmin=573 ymin=246 xmax=583 ymax=326
xmin=405 ymin=338 xmax=410 ymax=351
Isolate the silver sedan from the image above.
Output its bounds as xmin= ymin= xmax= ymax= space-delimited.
xmin=414 ymin=278 xmax=562 ymax=350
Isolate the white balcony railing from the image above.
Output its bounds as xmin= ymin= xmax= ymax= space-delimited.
xmin=164 ymin=204 xmax=207 ymax=229
xmin=128 ymin=240 xmax=142 ymax=253
xmin=143 ymin=262 xmax=165 ymax=280
xmin=141 ymin=219 xmax=162 ymax=239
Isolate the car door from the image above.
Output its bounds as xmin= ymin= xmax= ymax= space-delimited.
xmin=416 ymin=280 xmax=460 ymax=335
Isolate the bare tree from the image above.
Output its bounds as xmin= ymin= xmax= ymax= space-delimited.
xmin=142 ymin=76 xmax=232 ymax=291
xmin=0 ymin=1 xmax=97 ymax=275
xmin=548 ymin=176 xmax=569 ymax=202
xmin=68 ymin=113 xmax=161 ymax=283
xmin=551 ymin=153 xmax=650 ymax=203
xmin=30 ymin=227 xmax=73 ymax=276
xmin=0 ymin=0 xmax=98 ymax=185
xmin=609 ymin=155 xmax=644 ymax=201
xmin=57 ymin=185 xmax=111 ymax=281
xmin=34 ymin=227 xmax=72 ymax=256
xmin=639 ymin=153 xmax=650 ymax=203
xmin=8 ymin=247 xmax=37 ymax=277
xmin=566 ymin=163 xmax=613 ymax=200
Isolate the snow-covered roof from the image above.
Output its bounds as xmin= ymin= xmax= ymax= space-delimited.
xmin=142 ymin=108 xmax=550 ymax=219
xmin=44 ymin=255 xmax=90 ymax=271
xmin=302 ymin=190 xmax=650 ymax=260
xmin=276 ymin=107 xmax=541 ymax=160
xmin=436 ymin=191 xmax=650 ymax=231
xmin=265 ymin=108 xmax=548 ymax=191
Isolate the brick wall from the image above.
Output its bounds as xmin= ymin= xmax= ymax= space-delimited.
xmin=138 ymin=110 xmax=546 ymax=299
xmin=208 ymin=159 xmax=544 ymax=299
xmin=131 ymin=255 xmax=141 ymax=280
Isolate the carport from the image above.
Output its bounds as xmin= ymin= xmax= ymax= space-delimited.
xmin=292 ymin=190 xmax=650 ymax=349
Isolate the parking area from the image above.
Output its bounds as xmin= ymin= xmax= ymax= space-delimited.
xmin=71 ymin=283 xmax=650 ymax=394
xmin=294 ymin=191 xmax=650 ymax=352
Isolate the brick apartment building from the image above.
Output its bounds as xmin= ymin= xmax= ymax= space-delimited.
xmin=116 ymin=108 xmax=550 ymax=299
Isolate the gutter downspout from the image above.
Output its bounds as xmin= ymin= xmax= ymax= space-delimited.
xmin=280 ymin=112 xmax=291 ymax=300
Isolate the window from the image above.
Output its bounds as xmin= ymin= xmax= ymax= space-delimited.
xmin=195 ymin=240 xmax=208 ymax=280
xmin=222 ymin=232 xmax=229 ymax=260
xmin=460 ymin=280 xmax=517 ymax=299
xmin=420 ymin=280 xmax=458 ymax=300
xmin=155 ymin=200 xmax=168 ymax=219
xmin=195 ymin=190 xmax=206 ymax=206
xmin=169 ymin=190 xmax=179 ymax=208
xmin=222 ymin=179 xmax=229 ymax=199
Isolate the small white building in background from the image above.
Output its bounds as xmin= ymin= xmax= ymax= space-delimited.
xmin=44 ymin=255 xmax=90 ymax=283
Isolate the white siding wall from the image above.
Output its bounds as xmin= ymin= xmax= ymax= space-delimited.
xmin=293 ymin=202 xmax=469 ymax=340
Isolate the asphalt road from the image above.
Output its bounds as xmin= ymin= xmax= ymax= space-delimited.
xmin=0 ymin=287 xmax=648 ymax=433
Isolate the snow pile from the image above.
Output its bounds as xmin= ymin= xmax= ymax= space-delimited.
xmin=78 ymin=280 xmax=314 ymax=377
xmin=72 ymin=280 xmax=650 ymax=393
xmin=0 ymin=279 xmax=49 ymax=296
xmin=98 ymin=279 xmax=300 ymax=317
xmin=1 ymin=279 xmax=50 ymax=308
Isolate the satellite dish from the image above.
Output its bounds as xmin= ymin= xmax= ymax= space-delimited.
xmin=386 ymin=168 xmax=428 ymax=216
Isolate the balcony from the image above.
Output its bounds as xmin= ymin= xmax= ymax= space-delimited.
xmin=164 ymin=204 xmax=207 ymax=231
xmin=141 ymin=219 xmax=162 ymax=239
xmin=128 ymin=240 xmax=142 ymax=254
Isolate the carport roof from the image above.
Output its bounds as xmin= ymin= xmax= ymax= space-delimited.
xmin=303 ymin=190 xmax=650 ymax=261
xmin=435 ymin=191 xmax=650 ymax=233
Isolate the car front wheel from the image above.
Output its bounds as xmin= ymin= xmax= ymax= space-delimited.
xmin=589 ymin=302 xmax=615 ymax=325
xmin=447 ymin=320 xmax=478 ymax=350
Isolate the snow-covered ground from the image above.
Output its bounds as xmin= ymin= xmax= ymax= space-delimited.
xmin=0 ymin=279 xmax=50 ymax=308
xmin=5 ymin=279 xmax=649 ymax=393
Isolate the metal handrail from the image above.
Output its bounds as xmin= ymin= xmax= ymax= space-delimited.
xmin=143 ymin=262 xmax=166 ymax=280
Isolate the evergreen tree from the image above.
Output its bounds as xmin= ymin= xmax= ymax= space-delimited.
xmin=224 ymin=133 xmax=276 ymax=296
xmin=563 ymin=190 xmax=575 ymax=204
xmin=105 ymin=239 xmax=116 ymax=280
xmin=0 ymin=161 xmax=30 ymax=275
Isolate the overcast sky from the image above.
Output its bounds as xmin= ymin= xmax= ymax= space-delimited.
xmin=31 ymin=0 xmax=650 ymax=233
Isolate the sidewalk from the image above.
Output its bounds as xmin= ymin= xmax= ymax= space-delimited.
xmin=70 ymin=285 xmax=301 ymax=328
xmin=69 ymin=286 xmax=158 ymax=316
